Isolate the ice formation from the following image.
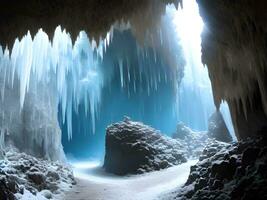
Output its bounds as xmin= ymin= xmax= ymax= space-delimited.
xmin=0 ymin=18 xmax=183 ymax=158
xmin=0 ymin=0 xmax=236 ymax=160
xmin=0 ymin=27 xmax=104 ymax=140
xmin=0 ymin=27 xmax=107 ymax=159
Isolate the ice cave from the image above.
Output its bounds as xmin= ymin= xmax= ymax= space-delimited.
xmin=0 ymin=0 xmax=267 ymax=199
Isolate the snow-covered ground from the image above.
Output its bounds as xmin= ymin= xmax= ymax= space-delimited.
xmin=64 ymin=160 xmax=197 ymax=200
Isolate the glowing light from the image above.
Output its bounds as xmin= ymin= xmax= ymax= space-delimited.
xmin=169 ymin=0 xmax=235 ymax=137
xmin=173 ymin=0 xmax=204 ymax=46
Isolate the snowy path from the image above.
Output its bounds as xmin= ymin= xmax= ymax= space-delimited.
xmin=64 ymin=160 xmax=197 ymax=200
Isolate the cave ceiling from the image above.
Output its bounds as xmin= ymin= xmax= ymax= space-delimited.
xmin=0 ymin=0 xmax=182 ymax=48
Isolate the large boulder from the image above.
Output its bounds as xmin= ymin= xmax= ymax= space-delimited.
xmin=208 ymin=111 xmax=232 ymax=143
xmin=103 ymin=118 xmax=187 ymax=175
xmin=168 ymin=136 xmax=267 ymax=200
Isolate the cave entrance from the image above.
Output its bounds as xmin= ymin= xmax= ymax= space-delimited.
xmin=60 ymin=0 xmax=235 ymax=161
xmin=0 ymin=0 xmax=235 ymax=162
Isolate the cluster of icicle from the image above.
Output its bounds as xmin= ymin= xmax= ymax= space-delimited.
xmin=0 ymin=26 xmax=108 ymax=140
xmin=0 ymin=25 xmax=180 ymax=140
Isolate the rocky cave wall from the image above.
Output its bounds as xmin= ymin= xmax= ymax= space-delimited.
xmin=197 ymin=0 xmax=267 ymax=139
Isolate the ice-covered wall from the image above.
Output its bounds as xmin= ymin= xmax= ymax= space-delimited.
xmin=0 ymin=50 xmax=64 ymax=160
xmin=0 ymin=15 xmax=184 ymax=159
xmin=61 ymin=29 xmax=184 ymax=159
xmin=197 ymin=0 xmax=267 ymax=139
xmin=0 ymin=28 xmax=104 ymax=160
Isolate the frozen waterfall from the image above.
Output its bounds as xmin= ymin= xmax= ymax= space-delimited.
xmin=0 ymin=27 xmax=105 ymax=140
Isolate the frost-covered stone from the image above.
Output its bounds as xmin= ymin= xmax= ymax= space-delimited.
xmin=170 ymin=136 xmax=267 ymax=200
xmin=103 ymin=118 xmax=187 ymax=175
xmin=0 ymin=147 xmax=75 ymax=200
xmin=172 ymin=112 xmax=233 ymax=159
xmin=172 ymin=122 xmax=208 ymax=159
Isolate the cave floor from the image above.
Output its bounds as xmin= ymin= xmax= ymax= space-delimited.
xmin=64 ymin=160 xmax=197 ymax=200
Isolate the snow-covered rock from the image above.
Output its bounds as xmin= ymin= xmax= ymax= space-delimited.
xmin=0 ymin=147 xmax=75 ymax=200
xmin=170 ymin=136 xmax=267 ymax=200
xmin=172 ymin=112 xmax=232 ymax=159
xmin=172 ymin=122 xmax=208 ymax=159
xmin=103 ymin=118 xmax=187 ymax=175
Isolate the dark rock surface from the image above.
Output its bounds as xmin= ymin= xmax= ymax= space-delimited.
xmin=208 ymin=111 xmax=232 ymax=143
xmin=172 ymin=136 xmax=267 ymax=200
xmin=0 ymin=0 xmax=182 ymax=47
xmin=197 ymin=0 xmax=267 ymax=139
xmin=103 ymin=118 xmax=187 ymax=175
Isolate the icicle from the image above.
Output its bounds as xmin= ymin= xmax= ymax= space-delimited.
xmin=127 ymin=58 xmax=131 ymax=82
xmin=0 ymin=25 xmax=104 ymax=139
xmin=0 ymin=129 xmax=5 ymax=150
xmin=118 ymin=59 xmax=124 ymax=88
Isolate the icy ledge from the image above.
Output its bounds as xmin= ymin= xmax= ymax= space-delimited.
xmin=0 ymin=147 xmax=75 ymax=200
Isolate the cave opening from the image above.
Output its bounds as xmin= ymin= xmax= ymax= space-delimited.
xmin=59 ymin=0 xmax=235 ymax=162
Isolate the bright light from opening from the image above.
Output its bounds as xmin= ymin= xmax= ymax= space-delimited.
xmin=173 ymin=0 xmax=204 ymax=43
xmin=169 ymin=0 xmax=236 ymax=139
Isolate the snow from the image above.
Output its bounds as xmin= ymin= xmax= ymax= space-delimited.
xmin=64 ymin=160 xmax=197 ymax=200
xmin=0 ymin=147 xmax=75 ymax=200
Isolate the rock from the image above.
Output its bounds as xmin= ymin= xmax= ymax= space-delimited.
xmin=0 ymin=179 xmax=9 ymax=200
xmin=242 ymin=147 xmax=260 ymax=166
xmin=208 ymin=111 xmax=232 ymax=143
xmin=195 ymin=178 xmax=207 ymax=190
xmin=40 ymin=190 xmax=53 ymax=199
xmin=46 ymin=170 xmax=60 ymax=181
xmin=211 ymin=161 xmax=236 ymax=180
xmin=27 ymin=172 xmax=45 ymax=185
xmin=6 ymin=180 xmax=19 ymax=193
xmin=0 ymin=148 xmax=74 ymax=199
xmin=173 ymin=122 xmax=193 ymax=140
xmin=171 ymin=136 xmax=267 ymax=200
xmin=211 ymin=179 xmax=223 ymax=190
xmin=172 ymin=118 xmax=232 ymax=160
xmin=172 ymin=122 xmax=209 ymax=159
xmin=0 ymin=177 xmax=18 ymax=200
xmin=257 ymin=163 xmax=267 ymax=177
xmin=103 ymin=119 xmax=187 ymax=175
